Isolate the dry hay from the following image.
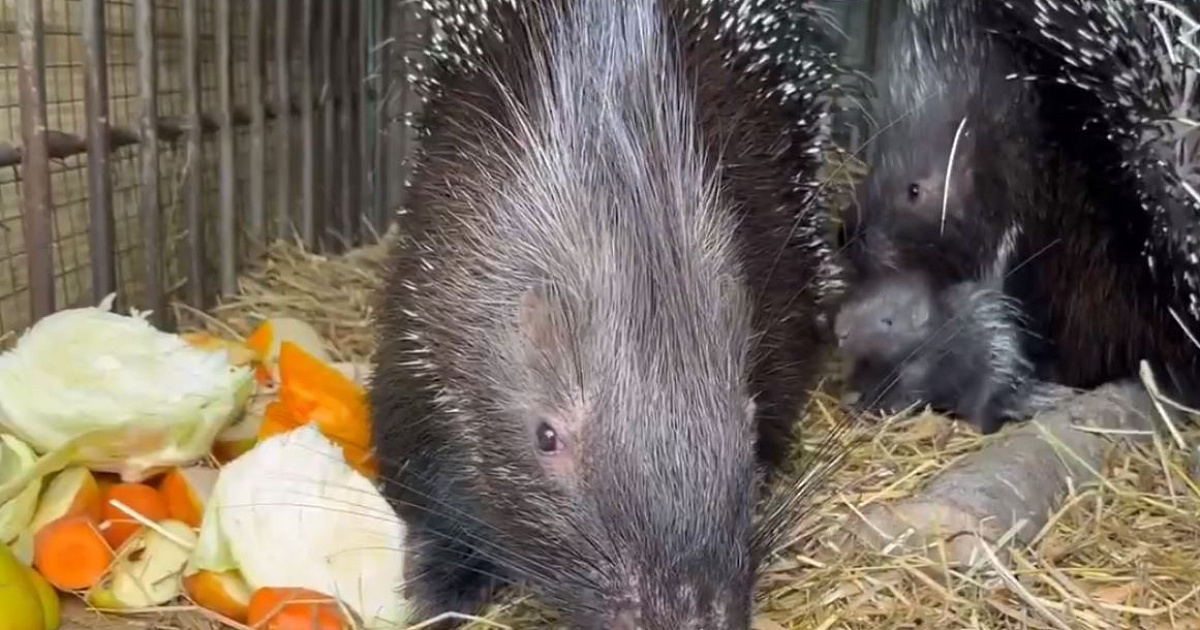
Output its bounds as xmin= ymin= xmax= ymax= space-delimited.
xmin=173 ymin=236 xmax=392 ymax=360
xmin=163 ymin=231 xmax=1200 ymax=630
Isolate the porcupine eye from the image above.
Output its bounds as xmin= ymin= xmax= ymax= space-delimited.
xmin=907 ymin=183 xmax=921 ymax=201
xmin=534 ymin=421 xmax=560 ymax=453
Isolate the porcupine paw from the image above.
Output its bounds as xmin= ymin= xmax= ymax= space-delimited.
xmin=401 ymin=529 xmax=502 ymax=629
xmin=846 ymin=348 xmax=1021 ymax=435
xmin=843 ymin=361 xmax=926 ymax=420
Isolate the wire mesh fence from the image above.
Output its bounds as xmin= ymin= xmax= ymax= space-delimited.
xmin=0 ymin=0 xmax=881 ymax=344
xmin=0 ymin=0 xmax=415 ymax=341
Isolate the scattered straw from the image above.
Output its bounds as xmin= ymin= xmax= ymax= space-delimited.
xmin=174 ymin=234 xmax=392 ymax=363
xmin=161 ymin=236 xmax=1200 ymax=630
xmin=75 ymin=146 xmax=1189 ymax=629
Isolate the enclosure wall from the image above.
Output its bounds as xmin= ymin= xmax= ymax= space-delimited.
xmin=0 ymin=0 xmax=418 ymax=339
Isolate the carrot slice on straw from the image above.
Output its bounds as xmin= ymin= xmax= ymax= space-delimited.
xmin=33 ymin=515 xmax=114 ymax=591
xmin=101 ymin=483 xmax=169 ymax=550
xmin=247 ymin=587 xmax=350 ymax=630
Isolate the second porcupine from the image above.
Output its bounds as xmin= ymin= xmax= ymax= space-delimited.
xmin=369 ymin=0 xmax=846 ymax=628
xmin=833 ymin=0 xmax=1200 ymax=433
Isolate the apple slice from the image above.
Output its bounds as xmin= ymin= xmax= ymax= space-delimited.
xmin=184 ymin=569 xmax=254 ymax=623
xmin=89 ymin=520 xmax=197 ymax=609
xmin=28 ymin=467 xmax=104 ymax=535
xmin=211 ymin=391 xmax=272 ymax=464
xmin=159 ymin=467 xmax=218 ymax=529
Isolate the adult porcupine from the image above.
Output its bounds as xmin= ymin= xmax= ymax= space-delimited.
xmin=369 ymin=0 xmax=846 ymax=627
xmin=833 ymin=0 xmax=1200 ymax=434
xmin=995 ymin=0 xmax=1200 ymax=363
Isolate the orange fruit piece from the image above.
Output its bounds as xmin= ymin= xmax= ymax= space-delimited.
xmin=247 ymin=587 xmax=350 ymax=630
xmin=33 ymin=515 xmax=115 ymax=591
xmin=277 ymin=342 xmax=375 ymax=478
xmin=244 ymin=321 xmax=274 ymax=359
xmin=101 ymin=483 xmax=170 ymax=551
xmin=258 ymin=400 xmax=302 ymax=442
xmin=158 ymin=467 xmax=218 ymax=529
xmin=184 ymin=570 xmax=254 ymax=623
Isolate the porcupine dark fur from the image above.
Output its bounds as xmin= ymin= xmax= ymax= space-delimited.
xmin=834 ymin=0 xmax=1200 ymax=434
xmin=369 ymin=0 xmax=846 ymax=628
xmin=994 ymin=0 xmax=1200 ymax=396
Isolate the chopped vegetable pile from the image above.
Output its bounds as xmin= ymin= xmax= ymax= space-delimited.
xmin=0 ymin=296 xmax=409 ymax=630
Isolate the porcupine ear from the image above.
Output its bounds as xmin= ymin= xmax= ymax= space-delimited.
xmin=517 ymin=283 xmax=568 ymax=359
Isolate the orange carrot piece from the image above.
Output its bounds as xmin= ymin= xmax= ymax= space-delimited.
xmin=247 ymin=587 xmax=350 ymax=630
xmin=33 ymin=515 xmax=115 ymax=591
xmin=101 ymin=483 xmax=170 ymax=551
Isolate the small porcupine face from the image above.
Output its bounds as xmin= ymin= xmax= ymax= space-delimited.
xmin=840 ymin=113 xmax=989 ymax=287
xmin=833 ymin=272 xmax=935 ymax=365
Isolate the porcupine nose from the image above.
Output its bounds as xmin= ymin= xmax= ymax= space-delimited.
xmin=832 ymin=308 xmax=854 ymax=346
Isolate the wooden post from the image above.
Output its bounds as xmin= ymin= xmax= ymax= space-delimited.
xmin=134 ymin=0 xmax=164 ymax=326
xmin=276 ymin=0 xmax=293 ymax=241
xmin=371 ymin=0 xmax=392 ymax=235
xmin=15 ymin=0 xmax=53 ymax=322
xmin=249 ymin=0 xmax=265 ymax=245
xmin=348 ymin=1 xmax=364 ymax=244
xmin=183 ymin=0 xmax=204 ymax=307
xmin=217 ymin=0 xmax=236 ymax=295
xmin=300 ymin=0 xmax=316 ymax=248
xmin=82 ymin=0 xmax=115 ymax=306
xmin=338 ymin=0 xmax=350 ymax=246
xmin=321 ymin=0 xmax=337 ymax=251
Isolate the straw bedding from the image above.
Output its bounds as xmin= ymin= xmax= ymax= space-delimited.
xmin=63 ymin=152 xmax=1200 ymax=629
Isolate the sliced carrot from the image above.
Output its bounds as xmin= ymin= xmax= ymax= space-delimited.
xmin=101 ymin=483 xmax=170 ymax=551
xmin=247 ymin=587 xmax=350 ymax=630
xmin=277 ymin=342 xmax=375 ymax=477
xmin=33 ymin=515 xmax=115 ymax=591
